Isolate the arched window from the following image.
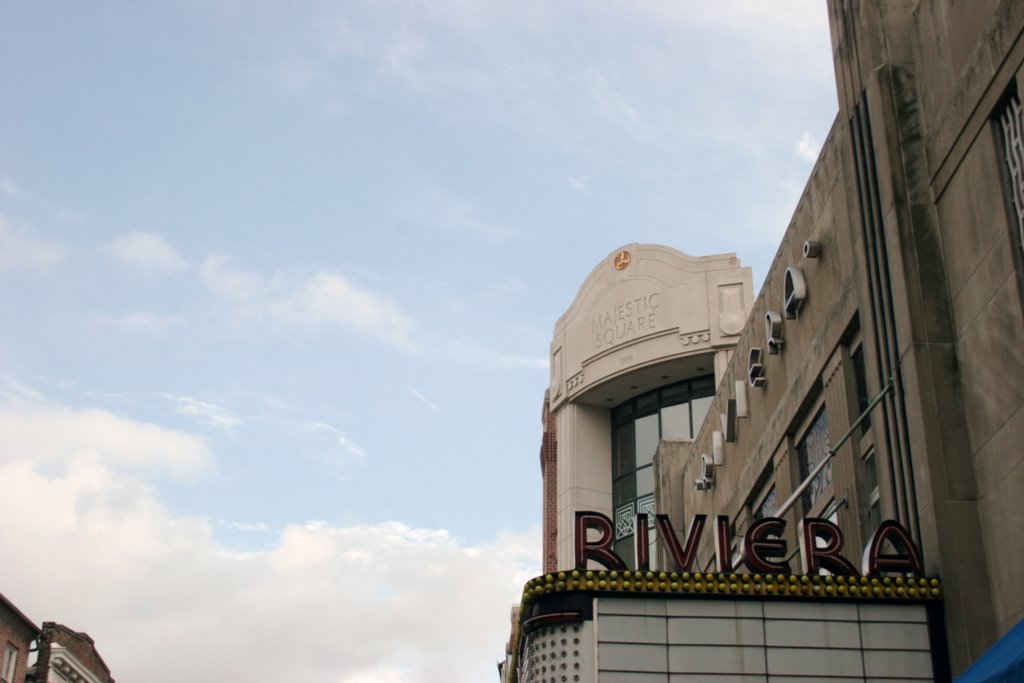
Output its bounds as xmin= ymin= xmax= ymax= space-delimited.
xmin=611 ymin=376 xmax=715 ymax=565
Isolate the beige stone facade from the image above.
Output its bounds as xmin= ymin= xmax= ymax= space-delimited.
xmin=542 ymin=244 xmax=752 ymax=572
xmin=526 ymin=0 xmax=1024 ymax=678
xmin=674 ymin=0 xmax=1024 ymax=676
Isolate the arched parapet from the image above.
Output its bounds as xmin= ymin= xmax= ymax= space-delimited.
xmin=549 ymin=244 xmax=753 ymax=410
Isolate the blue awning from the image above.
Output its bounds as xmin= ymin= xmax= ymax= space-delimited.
xmin=956 ymin=618 xmax=1024 ymax=682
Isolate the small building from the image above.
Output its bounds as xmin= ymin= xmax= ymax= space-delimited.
xmin=0 ymin=592 xmax=39 ymax=683
xmin=28 ymin=623 xmax=115 ymax=683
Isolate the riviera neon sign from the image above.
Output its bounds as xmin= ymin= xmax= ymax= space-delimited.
xmin=574 ymin=511 xmax=923 ymax=576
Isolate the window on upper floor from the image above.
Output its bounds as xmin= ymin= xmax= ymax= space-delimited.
xmin=2 ymin=643 xmax=17 ymax=683
xmin=997 ymin=92 xmax=1024 ymax=288
xmin=611 ymin=375 xmax=715 ymax=567
xmin=846 ymin=334 xmax=883 ymax=545
xmin=753 ymin=484 xmax=779 ymax=521
xmin=797 ymin=407 xmax=832 ymax=514
xmin=862 ymin=447 xmax=882 ymax=534
xmin=852 ymin=346 xmax=871 ymax=434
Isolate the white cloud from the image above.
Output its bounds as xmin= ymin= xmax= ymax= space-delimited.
xmin=219 ymin=519 xmax=270 ymax=533
xmin=492 ymin=278 xmax=525 ymax=296
xmin=278 ymin=272 xmax=419 ymax=352
xmin=339 ymin=668 xmax=409 ymax=683
xmin=305 ymin=420 xmax=369 ymax=479
xmin=97 ymin=311 xmax=183 ymax=334
xmin=0 ymin=458 xmax=539 ymax=683
xmin=162 ymin=393 xmax=245 ymax=432
xmin=254 ymin=1 xmax=832 ymax=201
xmin=406 ymin=386 xmax=441 ymax=413
xmin=0 ymin=403 xmax=211 ymax=476
xmin=322 ymin=5 xmax=504 ymax=94
xmin=408 ymin=189 xmax=517 ymax=242
xmin=201 ymin=255 xmax=419 ymax=353
xmin=199 ymin=254 xmax=266 ymax=300
xmin=56 ymin=208 xmax=85 ymax=223
xmin=584 ymin=68 xmax=655 ymax=143
xmin=102 ymin=231 xmax=186 ymax=275
xmin=1 ymin=376 xmax=50 ymax=406
xmin=796 ymin=131 xmax=820 ymax=162
xmin=567 ymin=174 xmax=589 ymax=192
xmin=0 ymin=214 xmax=67 ymax=273
xmin=632 ymin=0 xmax=822 ymax=32
xmin=446 ymin=338 xmax=547 ymax=369
xmin=1 ymin=178 xmax=21 ymax=198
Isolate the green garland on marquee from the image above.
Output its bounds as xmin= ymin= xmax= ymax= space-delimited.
xmin=520 ymin=568 xmax=942 ymax=603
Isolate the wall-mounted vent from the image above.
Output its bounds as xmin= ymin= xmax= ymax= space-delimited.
xmin=765 ymin=311 xmax=784 ymax=354
xmin=783 ymin=267 xmax=807 ymax=319
xmin=748 ymin=347 xmax=766 ymax=387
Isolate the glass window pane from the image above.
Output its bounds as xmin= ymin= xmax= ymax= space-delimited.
xmin=2 ymin=646 xmax=16 ymax=683
xmin=690 ymin=396 xmax=713 ymax=437
xmin=853 ymin=348 xmax=871 ymax=433
xmin=864 ymin=448 xmax=878 ymax=494
xmin=691 ymin=375 xmax=715 ymax=395
xmin=609 ymin=375 xmax=717 ymax=570
xmin=826 ymin=505 xmax=839 ymax=526
xmin=660 ymin=403 xmax=691 ymax=440
xmin=613 ymin=472 xmax=636 ymax=508
xmin=754 ymin=485 xmax=778 ymax=520
xmin=635 ymin=391 xmax=660 ymax=416
xmin=613 ymin=535 xmax=635 ymax=565
xmin=612 ymin=401 xmax=634 ymax=427
xmin=636 ymin=465 xmax=654 ymax=496
xmin=869 ymin=499 xmax=882 ymax=533
xmin=612 ymin=422 xmax=635 ymax=478
xmin=660 ymin=381 xmax=689 ymax=405
xmin=635 ymin=413 xmax=660 ymax=466
xmin=798 ymin=408 xmax=831 ymax=511
xmin=814 ymin=502 xmax=839 ymax=575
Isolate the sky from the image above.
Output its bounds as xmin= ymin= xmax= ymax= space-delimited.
xmin=0 ymin=2 xmax=837 ymax=681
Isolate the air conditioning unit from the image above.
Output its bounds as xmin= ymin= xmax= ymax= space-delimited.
xmin=700 ymin=453 xmax=715 ymax=481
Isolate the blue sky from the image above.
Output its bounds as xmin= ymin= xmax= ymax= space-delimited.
xmin=0 ymin=2 xmax=837 ymax=681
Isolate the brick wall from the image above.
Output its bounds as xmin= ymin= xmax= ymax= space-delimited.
xmin=37 ymin=623 xmax=115 ymax=683
xmin=540 ymin=398 xmax=558 ymax=573
xmin=0 ymin=594 xmax=39 ymax=683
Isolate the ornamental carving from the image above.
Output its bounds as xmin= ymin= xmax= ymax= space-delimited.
xmin=565 ymin=372 xmax=584 ymax=393
xmin=680 ymin=331 xmax=711 ymax=346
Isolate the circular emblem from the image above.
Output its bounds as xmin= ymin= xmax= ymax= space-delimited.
xmin=613 ymin=250 xmax=631 ymax=270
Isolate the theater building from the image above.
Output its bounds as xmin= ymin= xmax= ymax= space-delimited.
xmin=502 ymin=1 xmax=1024 ymax=681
